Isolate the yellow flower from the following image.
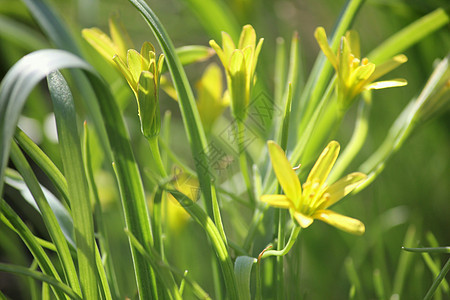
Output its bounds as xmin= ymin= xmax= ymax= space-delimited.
xmin=261 ymin=140 xmax=367 ymax=235
xmin=196 ymin=63 xmax=230 ymax=132
xmin=315 ymin=27 xmax=408 ymax=110
xmin=209 ymin=25 xmax=263 ymax=120
xmin=82 ymin=14 xmax=133 ymax=65
xmin=83 ymin=18 xmax=163 ymax=138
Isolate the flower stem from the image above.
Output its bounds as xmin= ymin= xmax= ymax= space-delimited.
xmin=328 ymin=97 xmax=371 ymax=183
xmin=261 ymin=226 xmax=301 ymax=259
xmin=237 ymin=119 xmax=255 ymax=204
xmin=147 ymin=136 xmax=167 ymax=178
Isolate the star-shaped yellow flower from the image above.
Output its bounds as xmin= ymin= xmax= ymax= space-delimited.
xmin=315 ymin=27 xmax=408 ymax=110
xmin=261 ymin=140 xmax=367 ymax=235
xmin=209 ymin=25 xmax=263 ymax=120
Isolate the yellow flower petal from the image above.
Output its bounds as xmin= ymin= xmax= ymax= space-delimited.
xmin=209 ymin=39 xmax=226 ymax=66
xmin=221 ymin=31 xmax=236 ymax=63
xmin=351 ymin=63 xmax=375 ymax=82
xmin=267 ymin=141 xmax=301 ymax=205
xmin=306 ymin=141 xmax=340 ymax=187
xmin=365 ymin=79 xmax=407 ymax=90
xmin=238 ymin=25 xmax=256 ymax=50
xmin=313 ymin=209 xmax=365 ymax=235
xmin=368 ymin=54 xmax=408 ymax=82
xmin=228 ymin=50 xmax=247 ymax=116
xmin=260 ymin=195 xmax=292 ymax=209
xmin=319 ymin=172 xmax=367 ymax=209
xmin=293 ymin=211 xmax=314 ymax=228
xmin=112 ymin=55 xmax=137 ymax=93
xmin=127 ymin=49 xmax=142 ymax=85
xmin=82 ymin=28 xmax=118 ymax=61
xmin=252 ymin=38 xmax=264 ymax=76
xmin=339 ymin=38 xmax=351 ymax=82
xmin=345 ymin=30 xmax=360 ymax=60
xmin=140 ymin=41 xmax=155 ymax=70
xmin=109 ymin=14 xmax=134 ymax=62
xmin=314 ymin=27 xmax=338 ymax=69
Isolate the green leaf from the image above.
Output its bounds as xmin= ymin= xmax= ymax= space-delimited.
xmin=0 ymin=263 xmax=81 ymax=300
xmin=0 ymin=201 xmax=67 ymax=300
xmin=234 ymin=256 xmax=257 ymax=300
xmin=368 ymin=8 xmax=450 ymax=64
xmin=8 ymin=141 xmax=81 ymax=295
xmin=48 ymin=70 xmax=98 ymax=300
xmin=5 ymin=169 xmax=75 ymax=247
xmin=179 ymin=0 xmax=240 ymax=41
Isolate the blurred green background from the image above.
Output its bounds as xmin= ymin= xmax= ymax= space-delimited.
xmin=0 ymin=0 xmax=449 ymax=298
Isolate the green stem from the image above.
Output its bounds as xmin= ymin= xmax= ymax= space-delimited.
xmin=237 ymin=119 xmax=255 ymax=205
xmin=275 ymin=209 xmax=286 ymax=300
xmin=261 ymin=226 xmax=301 ymax=259
xmin=424 ymin=258 xmax=450 ymax=300
xmin=328 ymin=97 xmax=371 ymax=183
xmin=152 ymin=189 xmax=165 ymax=260
xmin=242 ymin=204 xmax=269 ymax=251
xmin=148 ymin=136 xmax=167 ymax=178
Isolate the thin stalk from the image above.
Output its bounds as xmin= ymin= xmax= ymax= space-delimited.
xmin=242 ymin=204 xmax=269 ymax=252
xmin=211 ymin=183 xmax=227 ymax=244
xmin=275 ymin=209 xmax=286 ymax=300
xmin=424 ymin=258 xmax=450 ymax=300
xmin=237 ymin=119 xmax=255 ymax=204
xmin=148 ymin=136 xmax=167 ymax=178
xmin=152 ymin=188 xmax=165 ymax=260
xmin=328 ymin=97 xmax=371 ymax=183
xmin=261 ymin=226 xmax=301 ymax=259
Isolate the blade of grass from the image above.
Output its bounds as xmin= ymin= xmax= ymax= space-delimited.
xmin=9 ymin=141 xmax=81 ymax=295
xmin=48 ymin=70 xmax=98 ymax=300
xmin=368 ymin=8 xmax=450 ymax=64
xmin=83 ymin=121 xmax=119 ymax=299
xmin=0 ymin=201 xmax=68 ymax=300
xmin=128 ymin=0 xmax=214 ymax=217
xmin=179 ymin=0 xmax=240 ymax=40
xmin=392 ymin=225 xmax=417 ymax=297
xmin=0 ymin=263 xmax=81 ymax=300
xmin=5 ymin=168 xmax=75 ymax=247
xmin=0 ymin=15 xmax=47 ymax=50
xmin=234 ymin=256 xmax=257 ymax=300
xmin=165 ymin=188 xmax=238 ymax=299
xmin=125 ymin=229 xmax=182 ymax=300
xmin=14 ymin=127 xmax=69 ymax=207
xmin=424 ymin=258 xmax=450 ymax=300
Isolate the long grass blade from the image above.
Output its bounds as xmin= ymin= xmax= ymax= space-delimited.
xmin=9 ymin=141 xmax=81 ymax=295
xmin=0 ymin=263 xmax=81 ymax=300
xmin=48 ymin=70 xmax=98 ymax=299
xmin=0 ymin=201 xmax=68 ymax=300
